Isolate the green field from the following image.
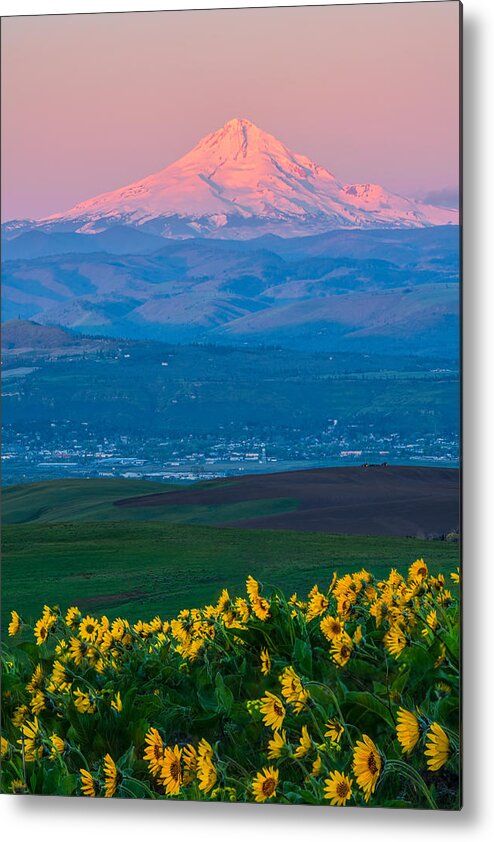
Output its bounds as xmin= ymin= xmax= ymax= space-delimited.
xmin=2 ymin=519 xmax=459 ymax=631
xmin=1 ymin=478 xmax=170 ymax=523
xmin=1 ymin=478 xmax=298 ymax=526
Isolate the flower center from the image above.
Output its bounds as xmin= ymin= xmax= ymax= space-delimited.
xmin=274 ymin=702 xmax=283 ymax=716
xmin=262 ymin=778 xmax=275 ymax=796
xmin=170 ymin=760 xmax=180 ymax=781
xmin=367 ymin=752 xmax=378 ymax=774
xmin=336 ymin=781 xmax=349 ymax=798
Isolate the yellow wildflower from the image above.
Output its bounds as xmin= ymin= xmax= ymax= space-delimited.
xmin=259 ymin=692 xmax=285 ymax=731
xmin=324 ymin=770 xmax=353 ymax=806
xmin=8 ymin=610 xmax=22 ymax=636
xmin=252 ymin=766 xmax=279 ymax=802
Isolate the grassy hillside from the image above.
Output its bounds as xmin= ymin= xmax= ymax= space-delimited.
xmin=2 ymin=468 xmax=459 ymax=540
xmin=1 ymin=478 xmax=297 ymax=526
xmin=2 ymin=520 xmax=459 ymax=631
xmin=1 ymin=478 xmax=175 ymax=524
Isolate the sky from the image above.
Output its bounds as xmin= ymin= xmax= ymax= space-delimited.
xmin=1 ymin=2 xmax=460 ymax=221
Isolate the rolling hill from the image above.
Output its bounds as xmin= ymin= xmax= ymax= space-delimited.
xmin=1 ymin=226 xmax=460 ymax=355
xmin=2 ymin=466 xmax=460 ymax=539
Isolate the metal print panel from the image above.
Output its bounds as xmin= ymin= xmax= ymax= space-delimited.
xmin=1 ymin=1 xmax=461 ymax=809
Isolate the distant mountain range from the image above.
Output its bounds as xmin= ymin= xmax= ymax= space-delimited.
xmin=1 ymin=119 xmax=460 ymax=357
xmin=3 ymin=118 xmax=458 ymax=241
xmin=2 ymin=226 xmax=459 ymax=356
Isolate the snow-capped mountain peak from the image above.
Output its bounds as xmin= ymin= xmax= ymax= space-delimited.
xmin=10 ymin=118 xmax=458 ymax=239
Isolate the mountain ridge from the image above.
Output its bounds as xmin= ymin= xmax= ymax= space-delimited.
xmin=3 ymin=118 xmax=458 ymax=240
xmin=1 ymin=226 xmax=460 ymax=356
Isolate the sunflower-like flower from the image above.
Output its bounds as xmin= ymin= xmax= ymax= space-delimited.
xmin=279 ymin=666 xmax=309 ymax=712
xmin=215 ymin=588 xmax=231 ymax=615
xmin=133 ymin=619 xmax=150 ymax=639
xmin=383 ymin=624 xmax=407 ymax=659
xmin=252 ymin=766 xmax=279 ymax=803
xmin=396 ymin=708 xmax=420 ymax=754
xmin=161 ymin=745 xmax=182 ymax=796
xmin=424 ymin=722 xmax=450 ymax=771
xmin=260 ymin=648 xmax=271 ymax=675
xmin=144 ymin=727 xmax=165 ymax=776
xmin=198 ymin=737 xmax=213 ymax=760
xmin=1 ymin=736 xmax=9 ymax=757
xmin=73 ymin=688 xmax=96 ymax=715
xmin=437 ymin=589 xmax=453 ymax=608
xmin=306 ymin=586 xmax=329 ymax=622
xmin=49 ymin=734 xmax=65 ymax=759
xmin=246 ymin=575 xmax=260 ymax=602
xmin=324 ymin=770 xmax=353 ymax=806
xmin=434 ymin=642 xmax=447 ymax=668
xmin=183 ymin=743 xmax=198 ymax=784
xmin=80 ymin=768 xmax=97 ymax=797
xmin=65 ymin=606 xmax=82 ymax=628
xmin=251 ymin=596 xmax=270 ymax=622
xmin=352 ymin=735 xmax=382 ymax=802
xmin=325 ymin=718 xmax=344 ymax=744
xmin=103 ymin=753 xmax=118 ymax=797
xmin=11 ymin=779 xmax=27 ymax=794
xmin=408 ymin=559 xmax=428 ymax=581
xmin=50 ymin=660 xmax=71 ymax=693
xmin=320 ymin=615 xmax=344 ymax=642
xmin=69 ymin=636 xmax=87 ymax=665
xmin=79 ymin=615 xmax=99 ymax=643
xmin=369 ymin=599 xmax=387 ymax=628
xmin=111 ymin=692 xmax=122 ymax=713
xmin=197 ymin=740 xmax=217 ymax=794
xmin=293 ymin=725 xmax=312 ymax=758
xmin=111 ymin=618 xmax=128 ymax=641
xmin=259 ymin=692 xmax=285 ymax=731
xmin=26 ymin=664 xmax=44 ymax=695
xmin=8 ymin=610 xmax=22 ymax=637
xmin=330 ymin=632 xmax=353 ymax=667
xmin=33 ymin=618 xmax=50 ymax=646
xmin=450 ymin=568 xmax=460 ymax=584
xmin=311 ymin=754 xmax=323 ymax=776
xmin=30 ymin=690 xmax=46 ymax=715
xmin=267 ymin=729 xmax=287 ymax=759
xmin=12 ymin=705 xmax=29 ymax=728
xmin=234 ymin=597 xmax=250 ymax=624
xmin=426 ymin=609 xmax=439 ymax=631
xmin=175 ymin=637 xmax=204 ymax=662
xmin=18 ymin=717 xmax=43 ymax=762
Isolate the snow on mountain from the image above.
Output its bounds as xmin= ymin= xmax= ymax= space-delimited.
xmin=6 ymin=118 xmax=458 ymax=239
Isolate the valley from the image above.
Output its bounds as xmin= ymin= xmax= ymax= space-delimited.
xmin=2 ymin=320 xmax=459 ymax=486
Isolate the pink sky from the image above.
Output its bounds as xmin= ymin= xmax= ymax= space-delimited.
xmin=1 ymin=2 xmax=460 ymax=221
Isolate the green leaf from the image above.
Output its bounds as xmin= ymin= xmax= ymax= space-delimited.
xmin=59 ymin=774 xmax=77 ymax=796
xmin=122 ymin=778 xmax=148 ymax=798
xmin=345 ymin=691 xmax=395 ymax=728
xmin=197 ymin=683 xmax=217 ymax=712
xmin=292 ymin=637 xmax=312 ymax=677
xmin=215 ymin=673 xmax=234 ymax=715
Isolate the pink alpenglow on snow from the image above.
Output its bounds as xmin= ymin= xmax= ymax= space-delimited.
xmin=11 ymin=119 xmax=458 ymax=240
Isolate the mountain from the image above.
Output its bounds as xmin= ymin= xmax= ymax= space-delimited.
xmin=3 ymin=119 xmax=458 ymax=241
xmin=1 ymin=319 xmax=82 ymax=351
xmin=1 ymin=226 xmax=460 ymax=355
xmin=1 ymin=227 xmax=165 ymax=261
